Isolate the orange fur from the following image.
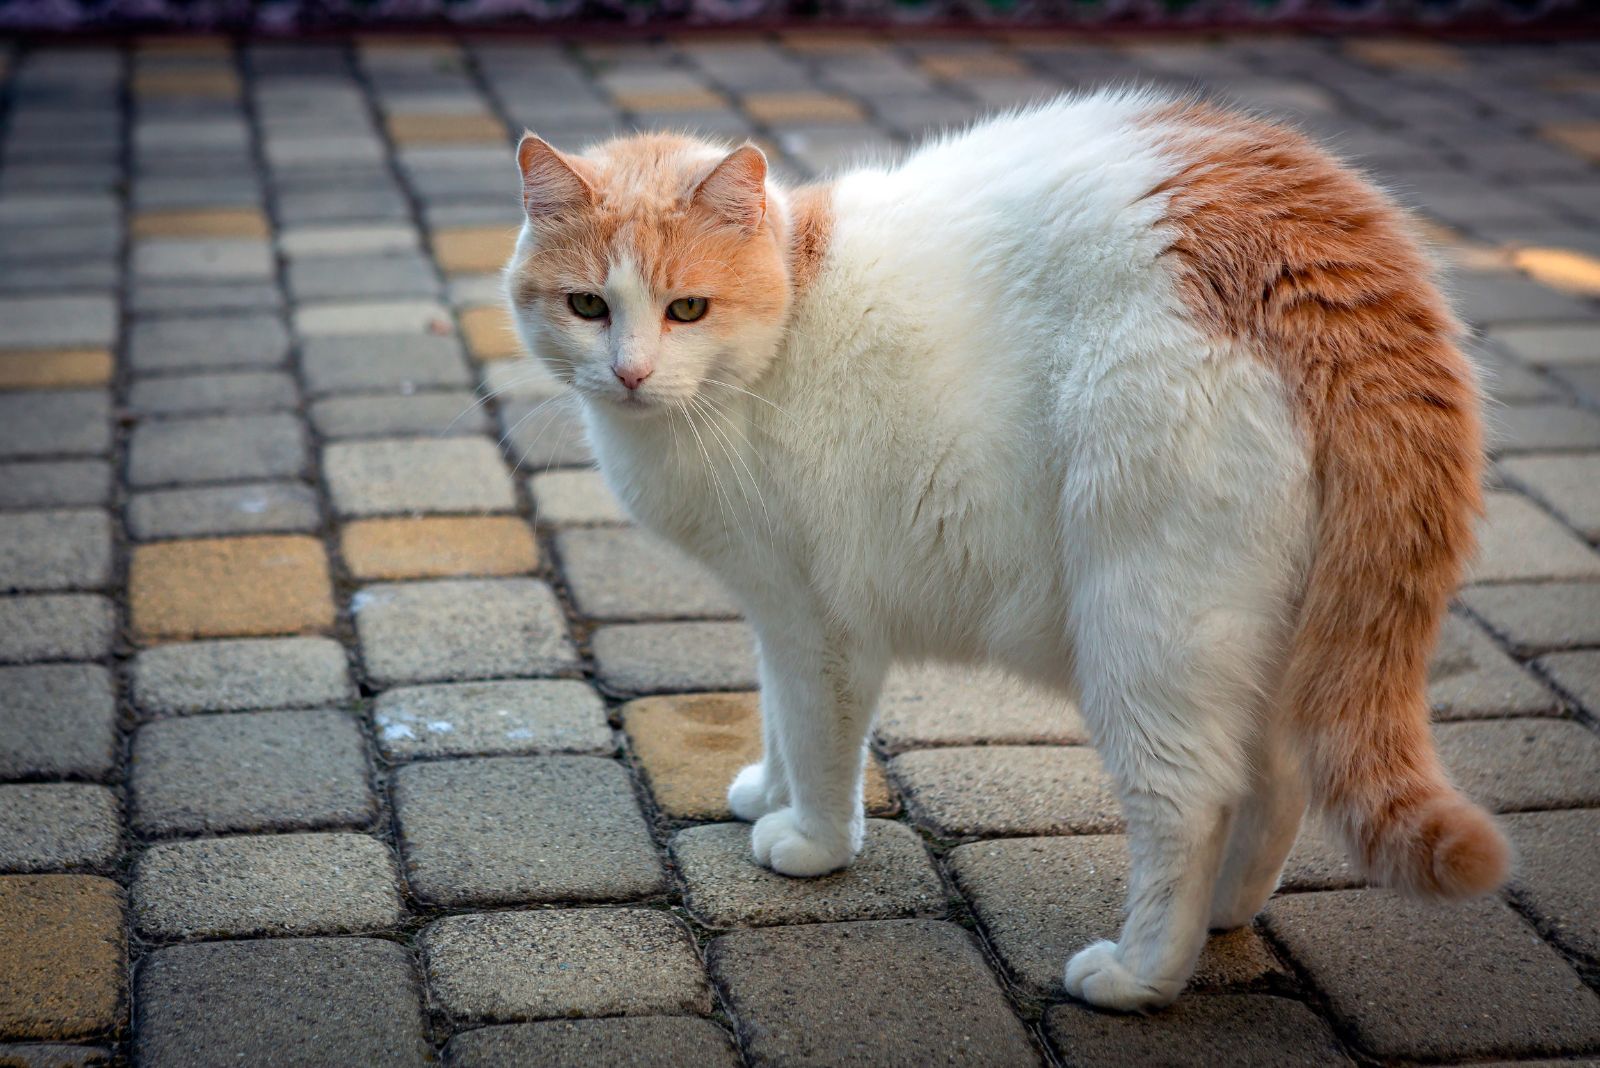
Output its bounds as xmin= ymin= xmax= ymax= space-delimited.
xmin=1146 ymin=102 xmax=1509 ymax=898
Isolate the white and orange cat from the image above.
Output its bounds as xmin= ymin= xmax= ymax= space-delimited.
xmin=504 ymin=90 xmax=1509 ymax=1012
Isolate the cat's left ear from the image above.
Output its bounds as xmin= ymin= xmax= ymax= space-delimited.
xmin=693 ymin=144 xmax=767 ymax=233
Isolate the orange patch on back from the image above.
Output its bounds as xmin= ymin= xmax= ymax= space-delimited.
xmin=786 ymin=184 xmax=834 ymax=293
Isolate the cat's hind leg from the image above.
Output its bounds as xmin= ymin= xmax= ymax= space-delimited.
xmin=1208 ymin=711 xmax=1307 ymax=931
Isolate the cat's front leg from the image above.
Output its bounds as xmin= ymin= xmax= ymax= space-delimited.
xmin=727 ymin=647 xmax=792 ymax=821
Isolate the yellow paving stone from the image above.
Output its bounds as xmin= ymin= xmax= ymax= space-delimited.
xmin=743 ymin=92 xmax=866 ymax=125
xmin=0 ymin=349 xmax=113 ymax=390
xmin=0 ymin=875 xmax=125 ymax=1041
xmin=340 ymin=516 xmax=539 ymax=580
xmin=622 ymin=692 xmax=898 ymax=820
xmin=129 ymin=535 xmax=335 ymax=642
xmin=460 ymin=304 xmax=523 ymax=362
xmin=1512 ymin=247 xmax=1600 ymax=297
xmin=919 ymin=53 xmax=1029 ymax=80
xmin=1345 ymin=38 xmax=1466 ymax=71
xmin=433 ymin=226 xmax=518 ymax=276
xmin=387 ymin=113 xmax=507 ymax=145
xmin=1541 ymin=121 xmax=1600 ymax=163
xmin=612 ymin=88 xmax=728 ymax=113
xmin=132 ymin=207 xmax=269 ymax=239
xmin=132 ymin=68 xmax=240 ymax=98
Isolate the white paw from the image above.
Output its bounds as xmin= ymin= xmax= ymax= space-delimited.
xmin=728 ymin=762 xmax=785 ymax=822
xmin=750 ymin=808 xmax=857 ymax=877
xmin=1063 ymin=941 xmax=1181 ymax=1013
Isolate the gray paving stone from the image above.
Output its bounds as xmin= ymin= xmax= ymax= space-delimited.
xmin=1469 ymin=491 xmax=1600 ymax=582
xmin=288 ymin=252 xmax=440 ymax=302
xmin=1474 ymin=345 xmax=1564 ymax=403
xmin=276 ymin=188 xmax=411 ymax=225
xmin=1279 ymin=822 xmax=1364 ymax=891
xmin=529 ymin=469 xmax=627 ymax=525
xmin=126 ymin=371 xmax=298 ymax=416
xmin=1491 ymin=404 xmax=1600 ymax=453
xmin=1262 ymin=890 xmax=1600 ymax=1061
xmin=295 ymin=298 xmax=452 ymax=337
xmin=0 ymin=784 xmax=120 ymax=873
xmin=310 ymin=392 xmax=488 ymax=439
xmin=0 ymin=391 xmax=110 ymax=459
xmin=0 ymin=664 xmax=117 ymax=781
xmin=1489 ymin=322 xmax=1600 ymax=366
xmin=128 ymin=413 xmax=306 ymax=488
xmin=279 ymin=223 xmax=418 ymax=258
xmin=893 ymin=745 xmax=1120 ymax=837
xmin=499 ymin=400 xmax=593 ymax=469
xmin=674 ymin=820 xmax=945 ymax=928
xmin=1436 ymin=717 xmax=1600 ymax=812
xmin=0 ymin=296 xmax=115 ymax=349
xmin=1461 ymin=582 xmax=1600 ymax=654
xmin=126 ymin=481 xmax=321 ymax=540
xmin=0 ymin=595 xmax=114 ymax=663
xmin=1500 ymin=454 xmax=1600 ymax=539
xmin=131 ymin=636 xmax=355 ymax=715
xmin=876 ymin=664 xmax=1087 ymax=752
xmin=709 ymin=919 xmax=1039 ymax=1068
xmin=420 ymin=908 xmax=711 ymax=1023
xmin=442 ymin=1018 xmax=741 ymax=1068
xmin=301 ymin=334 xmax=470 ymax=394
xmin=129 ymin=281 xmax=284 ymax=316
xmin=355 ymin=578 xmax=578 ymax=686
xmin=1428 ymin=612 xmax=1558 ymax=718
xmin=131 ymin=709 xmax=375 ymax=837
xmin=591 ymin=622 xmax=757 ymax=696
xmin=132 ymin=833 xmax=405 ymax=940
xmin=133 ymin=238 xmax=273 ymax=280
xmin=372 ymin=679 xmax=612 ymax=760
xmin=948 ymin=835 xmax=1287 ymax=998
xmin=0 ymin=1043 xmax=112 ymax=1066
xmin=324 ymin=437 xmax=515 ymax=516
xmin=1502 ymin=809 xmax=1600 ymax=967
xmin=0 ymin=510 xmax=111 ymax=593
xmin=393 ymin=755 xmax=666 ymax=906
xmin=1538 ymin=647 xmax=1600 ymax=714
xmin=477 ymin=357 xmax=564 ymax=402
xmin=135 ymin=938 xmax=430 ymax=1066
xmin=0 ymin=461 xmax=110 ymax=509
xmin=557 ymin=527 xmax=740 ymax=621
xmin=127 ymin=314 xmax=289 ymax=374
xmin=1452 ymin=271 xmax=1600 ymax=325
xmin=1045 ymin=996 xmax=1351 ymax=1068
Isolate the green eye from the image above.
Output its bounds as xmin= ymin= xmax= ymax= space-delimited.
xmin=568 ymin=293 xmax=609 ymax=320
xmin=666 ymin=297 xmax=708 ymax=323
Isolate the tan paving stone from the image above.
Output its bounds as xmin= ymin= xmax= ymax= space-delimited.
xmin=1512 ymin=247 xmax=1600 ymax=298
xmin=128 ymin=535 xmax=334 ymax=642
xmin=459 ymin=304 xmax=522 ymax=361
xmin=131 ymin=208 xmax=269 ymax=239
xmin=0 ymin=876 xmax=124 ymax=1041
xmin=433 ymin=227 xmax=517 ymax=276
xmin=1542 ymin=121 xmax=1600 ymax=163
xmin=919 ymin=53 xmax=1029 ymax=79
xmin=132 ymin=69 xmax=239 ymax=98
xmin=340 ymin=516 xmax=538 ymax=580
xmin=612 ymin=88 xmax=727 ymax=112
xmin=387 ymin=113 xmax=506 ymax=145
xmin=1345 ymin=38 xmax=1466 ymax=71
xmin=742 ymin=91 xmax=865 ymax=125
xmin=0 ymin=350 xmax=112 ymax=391
xmin=621 ymin=692 xmax=897 ymax=820
xmin=893 ymin=745 xmax=1121 ymax=837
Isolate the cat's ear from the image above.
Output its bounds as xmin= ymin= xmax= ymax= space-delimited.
xmin=693 ymin=144 xmax=767 ymax=232
xmin=517 ymin=132 xmax=594 ymax=221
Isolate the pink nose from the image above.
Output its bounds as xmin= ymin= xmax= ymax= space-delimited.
xmin=614 ymin=364 xmax=652 ymax=390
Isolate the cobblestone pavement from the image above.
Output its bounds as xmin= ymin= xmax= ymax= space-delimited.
xmin=1 ymin=28 xmax=1599 ymax=1068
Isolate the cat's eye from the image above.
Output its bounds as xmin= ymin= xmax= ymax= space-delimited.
xmin=568 ymin=293 xmax=609 ymax=320
xmin=666 ymin=297 xmax=708 ymax=323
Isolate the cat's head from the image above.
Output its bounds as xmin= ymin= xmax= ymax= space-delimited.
xmin=505 ymin=132 xmax=791 ymax=413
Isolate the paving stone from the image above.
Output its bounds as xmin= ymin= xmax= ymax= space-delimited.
xmin=373 ymin=678 xmax=612 ymax=760
xmin=0 ymin=595 xmax=114 ymax=663
xmin=876 ymin=664 xmax=1087 ymax=752
xmin=433 ymin=226 xmax=517 ymax=275
xmin=131 ymin=206 xmax=267 ymax=239
xmin=276 ymin=188 xmax=411 ymax=225
xmin=0 ymin=392 xmax=109 ymax=461
xmin=893 ymin=745 xmax=1120 ymax=838
xmin=127 ymin=413 xmax=307 ymax=487
xmin=394 ymin=755 xmax=666 ymax=906
xmin=459 ymin=304 xmax=521 ymax=361
xmin=0 ymin=296 xmax=115 ymax=350
xmin=1279 ymin=822 xmax=1364 ymax=891
xmin=294 ymin=298 xmax=453 ymax=337
xmin=341 ymin=516 xmax=538 ymax=580
xmin=132 ymin=833 xmax=404 ymax=939
xmin=134 ymin=238 xmax=273 ymax=280
xmin=0 ymin=350 xmax=112 ymax=391
xmin=948 ymin=835 xmax=1286 ymax=998
xmin=0 ymin=876 xmax=124 ymax=1041
xmin=1501 ymin=809 xmax=1600 ymax=967
xmin=442 ymin=1017 xmax=741 ymax=1068
xmin=498 ymin=399 xmax=593 ymax=469
xmin=0 ymin=665 xmax=117 ymax=781
xmin=127 ymin=314 xmax=289 ymax=373
xmin=302 ymin=334 xmax=470 ymax=394
xmin=0 ymin=461 xmax=110 ymax=509
xmin=557 ymin=527 xmax=739 ymax=620
xmin=324 ymin=437 xmax=516 ymax=516
xmin=592 ymin=622 xmax=757 ymax=696
xmin=1492 ymin=403 xmax=1600 ymax=453
xmin=135 ymin=938 xmax=430 ymax=1066
xmin=280 ymin=223 xmax=419 ymax=258
xmin=621 ymin=691 xmax=897 ymax=820
xmin=710 ymin=919 xmax=1037 ymax=1067
xmin=529 ymin=469 xmax=627 ymax=525
xmin=1461 ymin=581 xmax=1600 ymax=654
xmin=1469 ymin=491 xmax=1600 ymax=582
xmin=287 ymin=252 xmax=440 ymax=302
xmin=131 ymin=636 xmax=355 ymax=715
xmin=1490 ymin=321 xmax=1600 ymax=365
xmin=1499 ymin=454 xmax=1600 ymax=539
xmin=0 ymin=1042 xmax=111 ymax=1066
xmin=126 ymin=370 xmax=298 ymax=416
xmin=130 ymin=709 xmax=374 ymax=837
xmin=1539 ymin=649 xmax=1600 ymax=714
xmin=1428 ymin=612 xmax=1557 ymax=718
xmin=421 ymin=908 xmax=710 ymax=1023
xmin=129 ymin=535 xmax=334 ymax=641
xmin=0 ymin=511 xmax=110 ymax=593
xmin=1435 ymin=717 xmax=1600 ymax=811
xmin=1262 ymin=890 xmax=1600 ymax=1060
xmin=674 ymin=819 xmax=942 ymax=928
xmin=126 ymin=481 xmax=321 ymax=540
xmin=0 ymin=786 xmax=120 ymax=873
xmin=355 ymin=578 xmax=577 ymax=686
xmin=315 ymin=392 xmax=489 ymax=440
xmin=1451 ymin=271 xmax=1599 ymax=324
xmin=1044 ymin=996 xmax=1352 ymax=1068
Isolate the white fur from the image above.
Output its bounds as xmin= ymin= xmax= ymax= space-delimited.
xmin=510 ymin=91 xmax=1317 ymax=1012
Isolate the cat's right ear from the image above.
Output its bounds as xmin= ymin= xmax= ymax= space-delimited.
xmin=517 ymin=133 xmax=594 ymax=221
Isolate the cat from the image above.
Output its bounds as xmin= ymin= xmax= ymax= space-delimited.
xmin=503 ymin=89 xmax=1510 ymax=1013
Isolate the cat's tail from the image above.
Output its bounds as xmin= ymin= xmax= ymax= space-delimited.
xmin=1285 ymin=334 xmax=1509 ymax=899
